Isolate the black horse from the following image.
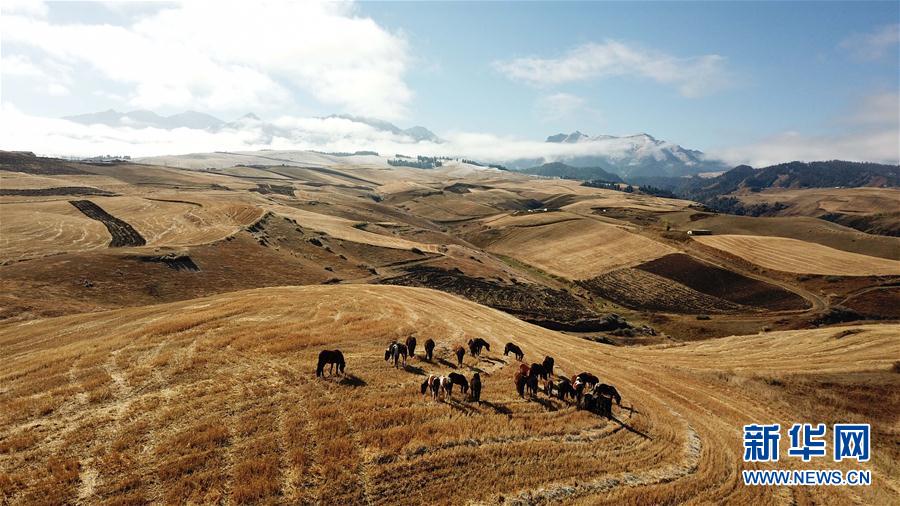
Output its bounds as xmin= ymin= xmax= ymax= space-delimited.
xmin=424 ymin=339 xmax=435 ymax=361
xmin=574 ymin=372 xmax=600 ymax=388
xmin=316 ymin=350 xmax=345 ymax=377
xmin=467 ymin=338 xmax=490 ymax=357
xmin=448 ymin=372 xmax=469 ymax=394
xmin=546 ymin=378 xmax=575 ymax=401
xmin=542 ymin=356 xmax=555 ymax=377
xmin=406 ymin=336 xmax=417 ymax=357
xmin=504 ymin=342 xmax=524 ymax=361
xmin=592 ymin=383 xmax=622 ymax=406
xmin=470 ymin=372 xmax=482 ymax=403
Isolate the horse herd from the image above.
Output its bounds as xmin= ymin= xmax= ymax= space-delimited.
xmin=314 ymin=337 xmax=622 ymax=417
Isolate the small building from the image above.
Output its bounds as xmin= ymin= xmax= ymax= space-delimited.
xmin=687 ymin=229 xmax=712 ymax=236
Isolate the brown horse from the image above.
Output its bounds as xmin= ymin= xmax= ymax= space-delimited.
xmin=514 ymin=371 xmax=527 ymax=397
xmin=529 ymin=363 xmax=548 ymax=381
xmin=454 ymin=346 xmax=465 ymax=367
xmin=504 ymin=342 xmax=524 ymax=361
xmin=424 ymin=338 xmax=435 ymax=361
xmin=573 ymin=372 xmax=600 ymax=388
xmin=406 ymin=336 xmax=417 ymax=357
xmin=518 ymin=363 xmax=530 ymax=376
xmin=316 ymin=350 xmax=345 ymax=377
xmin=592 ymin=383 xmax=622 ymax=406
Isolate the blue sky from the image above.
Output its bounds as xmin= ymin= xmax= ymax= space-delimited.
xmin=1 ymin=1 xmax=897 ymax=163
xmin=359 ymin=1 xmax=899 ymax=149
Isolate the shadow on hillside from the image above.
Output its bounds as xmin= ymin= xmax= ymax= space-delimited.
xmin=532 ymin=396 xmax=559 ymax=412
xmin=437 ymin=358 xmax=457 ymax=369
xmin=480 ymin=356 xmax=506 ymax=365
xmin=339 ymin=374 xmax=367 ymax=387
xmin=403 ymin=364 xmax=426 ymax=375
xmin=445 ymin=398 xmax=477 ymax=415
xmin=480 ymin=400 xmax=512 ymax=416
xmin=610 ymin=415 xmax=651 ymax=440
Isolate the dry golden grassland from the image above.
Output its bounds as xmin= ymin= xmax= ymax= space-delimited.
xmin=694 ymin=234 xmax=900 ymax=276
xmin=1 ymin=285 xmax=896 ymax=505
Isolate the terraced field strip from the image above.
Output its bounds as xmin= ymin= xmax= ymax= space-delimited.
xmin=694 ymin=234 xmax=900 ymax=276
xmin=69 ymin=200 xmax=146 ymax=247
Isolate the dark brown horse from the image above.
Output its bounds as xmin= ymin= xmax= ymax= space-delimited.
xmin=424 ymin=338 xmax=435 ymax=361
xmin=470 ymin=372 xmax=482 ymax=403
xmin=316 ymin=350 xmax=345 ymax=377
xmin=518 ymin=363 xmax=530 ymax=376
xmin=542 ymin=356 xmax=555 ymax=377
xmin=467 ymin=338 xmax=490 ymax=357
xmin=406 ymin=336 xmax=417 ymax=357
xmin=573 ymin=372 xmax=600 ymax=388
xmin=525 ymin=374 xmax=538 ymax=397
xmin=454 ymin=346 xmax=465 ymax=367
xmin=591 ymin=383 xmax=622 ymax=406
xmin=448 ymin=372 xmax=469 ymax=394
xmin=504 ymin=342 xmax=524 ymax=361
xmin=514 ymin=371 xmax=527 ymax=397
xmin=529 ymin=363 xmax=548 ymax=381
xmin=546 ymin=378 xmax=575 ymax=401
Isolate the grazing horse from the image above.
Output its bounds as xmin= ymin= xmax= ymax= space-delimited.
xmin=384 ymin=342 xmax=408 ymax=368
xmin=514 ymin=371 xmax=527 ymax=397
xmin=524 ymin=374 xmax=539 ymax=397
xmin=424 ymin=339 xmax=436 ymax=361
xmin=440 ymin=376 xmax=454 ymax=398
xmin=573 ymin=378 xmax=587 ymax=406
xmin=529 ymin=363 xmax=548 ymax=381
xmin=504 ymin=342 xmax=524 ymax=361
xmin=467 ymin=338 xmax=490 ymax=357
xmin=421 ymin=375 xmax=436 ymax=397
xmin=431 ymin=376 xmax=443 ymax=400
xmin=470 ymin=372 xmax=482 ymax=403
xmin=592 ymin=384 xmax=622 ymax=406
xmin=316 ymin=350 xmax=345 ymax=377
xmin=406 ymin=336 xmax=417 ymax=358
xmin=542 ymin=356 xmax=555 ymax=377
xmin=454 ymin=346 xmax=465 ymax=367
xmin=518 ymin=363 xmax=530 ymax=376
xmin=448 ymin=372 xmax=469 ymax=394
xmin=551 ymin=378 xmax=576 ymax=401
xmin=573 ymin=372 xmax=600 ymax=388
xmin=582 ymin=392 xmax=613 ymax=417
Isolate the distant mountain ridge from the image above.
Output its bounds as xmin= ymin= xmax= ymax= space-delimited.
xmin=541 ymin=130 xmax=724 ymax=178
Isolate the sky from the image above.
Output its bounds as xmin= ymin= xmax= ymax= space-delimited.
xmin=1 ymin=0 xmax=898 ymax=166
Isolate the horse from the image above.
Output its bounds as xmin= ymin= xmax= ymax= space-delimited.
xmin=582 ymin=392 xmax=613 ymax=417
xmin=316 ymin=350 xmax=345 ymax=377
xmin=518 ymin=363 xmax=530 ymax=376
xmin=591 ymin=383 xmax=622 ymax=406
xmin=542 ymin=356 xmax=555 ymax=377
xmin=504 ymin=342 xmax=524 ymax=361
xmin=514 ymin=371 xmax=527 ymax=397
xmin=549 ymin=377 xmax=575 ymax=401
xmin=525 ymin=374 xmax=539 ymax=397
xmin=431 ymin=376 xmax=444 ymax=400
xmin=529 ymin=363 xmax=548 ymax=381
xmin=424 ymin=338 xmax=435 ymax=361
xmin=573 ymin=378 xmax=587 ymax=406
xmin=384 ymin=342 xmax=408 ymax=368
xmin=470 ymin=372 xmax=482 ymax=403
xmin=467 ymin=338 xmax=490 ymax=357
xmin=421 ymin=375 xmax=436 ymax=397
xmin=406 ymin=336 xmax=417 ymax=357
xmin=440 ymin=376 xmax=453 ymax=398
xmin=448 ymin=372 xmax=469 ymax=394
xmin=573 ymin=372 xmax=600 ymax=388
xmin=454 ymin=346 xmax=465 ymax=367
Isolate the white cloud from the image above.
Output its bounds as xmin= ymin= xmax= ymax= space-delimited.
xmin=847 ymin=92 xmax=899 ymax=127
xmin=1 ymin=54 xmax=71 ymax=96
xmin=1 ymin=0 xmax=48 ymax=17
xmin=494 ymin=40 xmax=729 ymax=97
xmin=2 ymin=1 xmax=412 ymax=119
xmin=536 ymin=93 xmax=586 ymax=120
xmin=839 ymin=24 xmax=900 ymax=61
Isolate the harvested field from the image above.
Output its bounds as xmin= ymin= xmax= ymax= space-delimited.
xmin=485 ymin=217 xmax=676 ymax=279
xmin=637 ymin=253 xmax=808 ymax=310
xmin=250 ymin=183 xmax=296 ymax=196
xmin=0 ymin=187 xmax=115 ymax=197
xmin=580 ymin=268 xmax=746 ymax=314
xmin=694 ymin=235 xmax=900 ymax=276
xmin=1 ymin=285 xmax=895 ymax=505
xmin=69 ymin=200 xmax=146 ymax=247
xmin=0 ymin=201 xmax=112 ymax=262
